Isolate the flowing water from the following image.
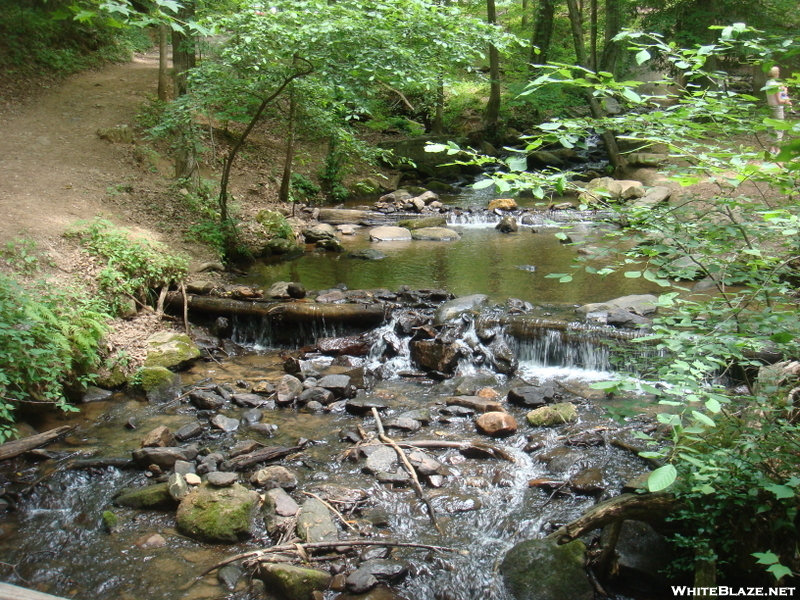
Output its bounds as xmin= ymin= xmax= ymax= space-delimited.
xmin=0 ymin=185 xmax=665 ymax=600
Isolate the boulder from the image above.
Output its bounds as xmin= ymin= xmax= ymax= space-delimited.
xmin=250 ymin=466 xmax=298 ymax=490
xmin=114 ymin=483 xmax=175 ymax=509
xmin=570 ymin=467 xmax=605 ymax=494
xmin=137 ymin=366 xmax=180 ymax=395
xmin=526 ymin=403 xmax=578 ymax=427
xmin=257 ymin=563 xmax=331 ymax=600
xmin=176 ymin=483 xmax=260 ymax=543
xmin=632 ymin=185 xmax=672 ymax=208
xmin=132 ymin=447 xmax=196 ymax=470
xmin=488 ymin=198 xmax=518 ymax=211
xmin=81 ymin=386 xmax=113 ymax=403
xmin=168 ymin=473 xmax=189 ymax=501
xmin=476 ymin=412 xmax=518 ymax=437
xmin=143 ymin=331 xmax=201 ymax=369
xmin=207 ymin=472 xmax=239 ymax=487
xmin=409 ymin=339 xmax=461 ymax=373
xmin=527 ymin=151 xmax=565 ymax=169
xmin=275 ymin=374 xmax=303 ymax=404
xmin=189 ymin=390 xmax=225 ymax=410
xmin=140 ymin=425 xmax=175 ymax=448
xmin=500 ymin=539 xmax=593 ymax=600
xmin=265 ymin=281 xmax=291 ymax=299
xmin=397 ymin=216 xmax=447 ymax=230
xmin=316 ymin=374 xmax=355 ymax=398
xmin=614 ymin=520 xmax=674 ymax=595
xmin=261 ymin=238 xmax=299 ymax=256
xmin=496 ymin=216 xmax=519 ymax=233
xmin=369 ymin=226 xmax=412 ymax=242
xmin=297 ymin=498 xmax=338 ymax=543
xmin=210 ymin=414 xmax=240 ymax=432
xmin=346 ymin=249 xmax=386 ymax=260
xmin=576 ymin=294 xmax=658 ymax=317
xmin=266 ymin=487 xmax=300 ymax=517
xmin=507 ymin=385 xmax=556 ymax=407
xmin=316 ymin=237 xmax=346 ymax=252
xmin=303 ymin=223 xmax=337 ymax=243
xmin=411 ymin=227 xmax=461 ymax=241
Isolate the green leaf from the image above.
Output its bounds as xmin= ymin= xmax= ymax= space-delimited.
xmin=770 ymin=332 xmax=794 ymax=344
xmin=753 ymin=551 xmax=780 ymax=565
xmin=507 ymin=156 xmax=527 ymax=172
xmin=635 ymin=49 xmax=651 ymax=65
xmin=767 ymin=564 xmax=793 ymax=581
xmin=425 ymin=143 xmax=448 ymax=153
xmin=765 ymin=484 xmax=796 ymax=500
xmin=647 ymin=464 xmax=677 ymax=492
xmin=705 ymin=398 xmax=721 ymax=413
xmin=692 ymin=411 xmax=715 ymax=427
xmin=472 ymin=179 xmax=495 ymax=190
xmin=624 ymin=271 xmax=641 ymax=278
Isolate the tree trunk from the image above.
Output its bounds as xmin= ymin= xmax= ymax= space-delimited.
xmin=218 ymin=60 xmax=314 ymax=226
xmin=0 ymin=426 xmax=75 ymax=461
xmin=432 ymin=76 xmax=445 ymax=135
xmin=566 ymin=0 xmax=624 ymax=169
xmin=278 ymin=86 xmax=297 ymax=205
xmin=170 ymin=3 xmax=196 ymax=98
xmin=483 ymin=0 xmax=501 ymax=137
xmin=599 ymin=0 xmax=622 ymax=74
xmin=521 ymin=0 xmax=529 ymax=28
xmin=529 ymin=0 xmax=555 ymax=71
xmin=157 ymin=24 xmax=169 ymax=101
xmin=589 ymin=0 xmax=598 ymax=71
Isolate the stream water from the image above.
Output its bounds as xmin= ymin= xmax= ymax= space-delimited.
xmin=0 ymin=184 xmax=666 ymax=600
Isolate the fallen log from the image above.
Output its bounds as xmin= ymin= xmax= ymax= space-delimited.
xmin=226 ymin=444 xmax=305 ymax=471
xmin=0 ymin=426 xmax=76 ymax=462
xmin=546 ymin=492 xmax=681 ymax=545
xmin=164 ymin=293 xmax=387 ymax=329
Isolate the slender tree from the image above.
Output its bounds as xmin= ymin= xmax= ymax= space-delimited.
xmin=529 ymin=0 xmax=556 ymax=71
xmin=484 ymin=0 xmax=502 ymax=136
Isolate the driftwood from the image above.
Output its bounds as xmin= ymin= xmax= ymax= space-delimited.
xmin=163 ymin=293 xmax=387 ymax=328
xmin=0 ymin=582 xmax=73 ymax=600
xmin=187 ymin=539 xmax=463 ymax=587
xmin=0 ymin=426 xmax=76 ymax=462
xmin=397 ymin=440 xmax=516 ymax=462
xmin=66 ymin=457 xmax=137 ymax=470
xmin=226 ymin=444 xmax=305 ymax=471
xmin=546 ymin=492 xmax=680 ymax=545
xmin=372 ymin=408 xmax=442 ymax=534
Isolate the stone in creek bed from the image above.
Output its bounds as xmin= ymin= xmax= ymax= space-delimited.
xmin=210 ymin=414 xmax=240 ymax=432
xmin=207 ymin=472 xmax=239 ymax=487
xmin=526 ymin=403 xmax=578 ymax=427
xmin=345 ymin=397 xmax=390 ymax=414
xmin=232 ymin=393 xmax=274 ymax=409
xmin=250 ymin=466 xmax=298 ymax=490
xmin=475 ymin=412 xmax=518 ymax=437
xmin=570 ymin=467 xmax=605 ymax=495
xmin=266 ymin=487 xmax=300 ymax=517
xmin=173 ymin=423 xmax=202 ymax=443
xmin=445 ymin=396 xmax=504 ymax=413
xmin=190 ymin=390 xmax=226 ymax=410
xmin=507 ymin=385 xmax=556 ymax=407
xmin=384 ymin=417 xmax=421 ymax=432
xmin=363 ymin=446 xmax=398 ymax=475
xmin=241 ymin=409 xmax=263 ymax=426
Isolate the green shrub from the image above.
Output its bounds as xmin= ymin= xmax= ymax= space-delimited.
xmin=0 ymin=275 xmax=109 ymax=442
xmin=66 ymin=218 xmax=188 ymax=312
xmin=255 ymin=211 xmax=294 ymax=240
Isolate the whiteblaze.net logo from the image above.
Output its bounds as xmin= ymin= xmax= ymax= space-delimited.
xmin=671 ymin=587 xmax=796 ymax=597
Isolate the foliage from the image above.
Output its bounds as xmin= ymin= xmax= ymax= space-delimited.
xmin=1 ymin=238 xmax=53 ymax=275
xmin=290 ymin=173 xmax=322 ymax=202
xmin=256 ymin=211 xmax=293 ymax=240
xmin=66 ymin=218 xmax=188 ymax=311
xmin=0 ymin=274 xmax=109 ymax=442
xmin=432 ymin=22 xmax=800 ymax=580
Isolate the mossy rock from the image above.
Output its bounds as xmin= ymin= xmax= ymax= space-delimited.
xmin=257 ymin=563 xmax=331 ymax=600
xmin=143 ymin=332 xmax=201 ymax=369
xmin=114 ymin=483 xmax=176 ymax=510
xmin=261 ymin=238 xmax=299 ymax=255
xmin=526 ymin=403 xmax=578 ymax=427
xmin=500 ymin=539 xmax=593 ymax=600
xmin=176 ymin=482 xmax=259 ymax=543
xmin=102 ymin=510 xmax=121 ymax=533
xmin=136 ymin=366 xmax=179 ymax=392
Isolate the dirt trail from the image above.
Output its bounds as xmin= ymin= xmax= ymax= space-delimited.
xmin=0 ymin=53 xmax=166 ymax=247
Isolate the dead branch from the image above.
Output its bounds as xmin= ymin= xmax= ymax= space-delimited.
xmin=300 ymin=491 xmax=357 ymax=533
xmin=371 ymin=408 xmax=442 ymax=534
xmin=0 ymin=426 xmax=76 ymax=462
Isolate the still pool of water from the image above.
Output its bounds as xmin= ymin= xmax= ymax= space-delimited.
xmin=244 ymin=221 xmax=654 ymax=305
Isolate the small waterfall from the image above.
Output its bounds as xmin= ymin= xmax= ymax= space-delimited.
xmin=365 ymin=312 xmax=416 ymax=378
xmin=445 ymin=208 xmax=621 ymax=228
xmin=231 ymin=314 xmax=360 ymax=349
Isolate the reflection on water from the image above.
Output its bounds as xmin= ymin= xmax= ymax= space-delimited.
xmin=245 ymin=223 xmax=653 ymax=305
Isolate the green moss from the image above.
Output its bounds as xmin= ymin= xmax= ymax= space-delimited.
xmin=114 ymin=483 xmax=176 ymax=509
xmin=136 ymin=366 xmax=177 ymax=392
xmin=526 ymin=403 xmax=578 ymax=427
xmin=176 ymin=483 xmax=259 ymax=543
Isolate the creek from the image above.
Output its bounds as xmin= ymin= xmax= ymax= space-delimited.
xmin=0 ymin=184 xmax=668 ymax=600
